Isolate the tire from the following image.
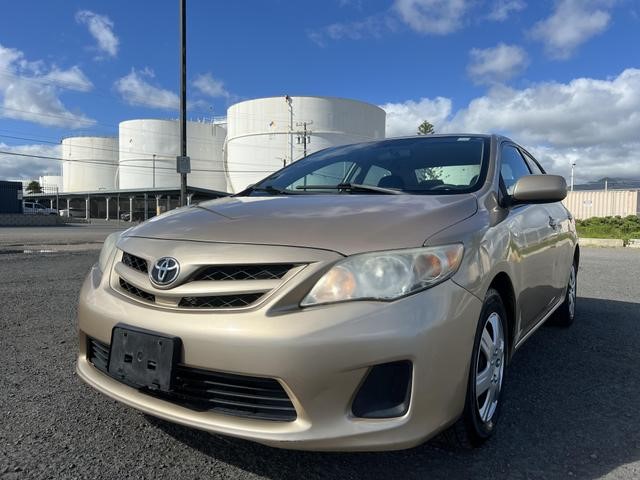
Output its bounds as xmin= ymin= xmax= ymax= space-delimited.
xmin=551 ymin=261 xmax=577 ymax=327
xmin=438 ymin=288 xmax=508 ymax=449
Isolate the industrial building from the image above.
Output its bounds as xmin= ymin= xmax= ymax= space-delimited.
xmin=22 ymin=95 xmax=386 ymax=221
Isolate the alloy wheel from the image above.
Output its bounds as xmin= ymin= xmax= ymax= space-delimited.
xmin=475 ymin=312 xmax=505 ymax=424
xmin=568 ymin=266 xmax=576 ymax=319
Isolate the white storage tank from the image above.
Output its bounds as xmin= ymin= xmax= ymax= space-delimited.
xmin=225 ymin=96 xmax=386 ymax=193
xmin=118 ymin=119 xmax=227 ymax=191
xmin=62 ymin=136 xmax=119 ymax=192
xmin=38 ymin=175 xmax=63 ymax=192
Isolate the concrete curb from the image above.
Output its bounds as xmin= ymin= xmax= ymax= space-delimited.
xmin=579 ymin=238 xmax=624 ymax=248
xmin=0 ymin=243 xmax=102 ymax=254
xmin=628 ymin=239 xmax=640 ymax=249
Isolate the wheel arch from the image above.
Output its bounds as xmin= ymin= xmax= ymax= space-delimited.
xmin=487 ymin=272 xmax=516 ymax=363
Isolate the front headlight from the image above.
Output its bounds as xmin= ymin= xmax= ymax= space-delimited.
xmin=98 ymin=231 xmax=122 ymax=273
xmin=301 ymin=244 xmax=464 ymax=307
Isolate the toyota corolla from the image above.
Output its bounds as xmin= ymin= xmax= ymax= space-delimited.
xmin=76 ymin=134 xmax=578 ymax=451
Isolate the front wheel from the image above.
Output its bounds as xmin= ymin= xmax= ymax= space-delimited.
xmin=552 ymin=262 xmax=577 ymax=327
xmin=439 ymin=288 xmax=507 ymax=448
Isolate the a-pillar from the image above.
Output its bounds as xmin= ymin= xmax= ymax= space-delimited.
xmin=66 ymin=198 xmax=70 ymax=214
xmin=105 ymin=197 xmax=110 ymax=220
xmin=49 ymin=198 xmax=53 ymax=209
xmin=129 ymin=196 xmax=134 ymax=222
xmin=85 ymin=195 xmax=90 ymax=220
xmin=155 ymin=195 xmax=162 ymax=216
xmin=187 ymin=193 xmax=193 ymax=206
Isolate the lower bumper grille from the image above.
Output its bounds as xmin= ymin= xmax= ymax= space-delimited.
xmin=87 ymin=337 xmax=296 ymax=422
xmin=178 ymin=293 xmax=263 ymax=309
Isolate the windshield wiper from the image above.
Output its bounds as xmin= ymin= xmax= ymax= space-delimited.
xmin=296 ymin=183 xmax=405 ymax=195
xmin=247 ymin=185 xmax=292 ymax=195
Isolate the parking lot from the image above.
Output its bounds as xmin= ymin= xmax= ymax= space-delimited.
xmin=1 ymin=244 xmax=639 ymax=479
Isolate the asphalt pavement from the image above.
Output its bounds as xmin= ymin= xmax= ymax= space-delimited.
xmin=0 ymin=247 xmax=638 ymax=479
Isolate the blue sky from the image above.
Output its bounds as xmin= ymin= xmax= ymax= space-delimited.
xmin=1 ymin=0 xmax=639 ymax=182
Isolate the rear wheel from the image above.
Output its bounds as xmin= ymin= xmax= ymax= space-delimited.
xmin=552 ymin=262 xmax=577 ymax=327
xmin=439 ymin=289 xmax=507 ymax=448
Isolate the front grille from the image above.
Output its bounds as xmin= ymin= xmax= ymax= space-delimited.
xmin=122 ymin=252 xmax=148 ymax=273
xmin=119 ymin=278 xmax=155 ymax=302
xmin=192 ymin=264 xmax=295 ymax=281
xmin=179 ymin=293 xmax=263 ymax=309
xmin=87 ymin=338 xmax=296 ymax=422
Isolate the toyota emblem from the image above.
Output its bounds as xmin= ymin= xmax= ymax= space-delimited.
xmin=150 ymin=257 xmax=180 ymax=286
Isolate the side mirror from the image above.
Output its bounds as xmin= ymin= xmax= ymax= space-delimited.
xmin=511 ymin=175 xmax=567 ymax=204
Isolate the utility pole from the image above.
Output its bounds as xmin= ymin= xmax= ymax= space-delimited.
xmin=296 ymin=121 xmax=313 ymax=158
xmin=285 ymin=95 xmax=293 ymax=165
xmin=570 ymin=161 xmax=575 ymax=191
xmin=177 ymin=0 xmax=190 ymax=207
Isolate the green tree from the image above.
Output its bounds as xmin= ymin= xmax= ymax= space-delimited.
xmin=26 ymin=180 xmax=42 ymax=194
xmin=417 ymin=120 xmax=435 ymax=135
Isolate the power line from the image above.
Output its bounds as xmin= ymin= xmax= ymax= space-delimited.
xmin=0 ymin=132 xmax=284 ymax=169
xmin=0 ymin=150 xmax=274 ymax=174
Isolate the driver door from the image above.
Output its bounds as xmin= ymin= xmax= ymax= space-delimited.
xmin=500 ymin=144 xmax=557 ymax=334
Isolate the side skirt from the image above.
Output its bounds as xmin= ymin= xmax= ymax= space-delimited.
xmin=514 ymin=296 xmax=564 ymax=351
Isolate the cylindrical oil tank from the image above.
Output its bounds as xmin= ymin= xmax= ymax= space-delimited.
xmin=225 ymin=96 xmax=386 ymax=193
xmin=62 ymin=137 xmax=119 ymax=192
xmin=39 ymin=175 xmax=63 ymax=192
xmin=118 ymin=119 xmax=227 ymax=191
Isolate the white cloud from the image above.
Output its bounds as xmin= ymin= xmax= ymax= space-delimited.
xmin=487 ymin=0 xmax=526 ymax=21
xmin=309 ymin=0 xmax=471 ymax=45
xmin=381 ymin=69 xmax=640 ymax=182
xmin=467 ymin=43 xmax=529 ymax=84
xmin=114 ymin=68 xmax=179 ymax=110
xmin=42 ymin=66 xmax=93 ymax=92
xmin=381 ymin=97 xmax=453 ymax=137
xmin=393 ymin=0 xmax=470 ymax=35
xmin=193 ymin=73 xmax=229 ymax=98
xmin=75 ymin=10 xmax=119 ymax=58
xmin=446 ymin=69 xmax=640 ymax=148
xmin=0 ymin=43 xmax=95 ymax=129
xmin=0 ymin=142 xmax=62 ymax=181
xmin=530 ymin=0 xmax=613 ymax=59
xmin=308 ymin=13 xmax=397 ymax=46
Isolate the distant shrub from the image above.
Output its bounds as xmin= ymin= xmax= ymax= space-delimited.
xmin=576 ymin=215 xmax=640 ymax=242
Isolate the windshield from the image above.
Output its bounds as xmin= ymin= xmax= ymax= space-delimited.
xmin=243 ymin=136 xmax=489 ymax=195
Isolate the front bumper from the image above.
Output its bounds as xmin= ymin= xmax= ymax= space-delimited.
xmin=77 ymin=257 xmax=482 ymax=451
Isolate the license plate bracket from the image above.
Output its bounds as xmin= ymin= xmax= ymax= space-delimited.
xmin=108 ymin=325 xmax=181 ymax=392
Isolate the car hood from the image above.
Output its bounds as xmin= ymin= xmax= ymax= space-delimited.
xmin=126 ymin=194 xmax=477 ymax=255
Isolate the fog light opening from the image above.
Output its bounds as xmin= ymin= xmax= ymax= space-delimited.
xmin=351 ymin=360 xmax=413 ymax=419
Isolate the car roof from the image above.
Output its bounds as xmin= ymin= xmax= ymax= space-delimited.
xmin=317 ymin=134 xmax=514 ymax=152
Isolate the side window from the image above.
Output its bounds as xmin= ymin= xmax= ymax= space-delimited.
xmin=500 ymin=145 xmax=531 ymax=195
xmin=521 ymin=150 xmax=544 ymax=175
xmin=362 ymin=165 xmax=391 ymax=185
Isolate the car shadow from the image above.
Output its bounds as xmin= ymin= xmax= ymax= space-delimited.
xmin=147 ymin=296 xmax=640 ymax=479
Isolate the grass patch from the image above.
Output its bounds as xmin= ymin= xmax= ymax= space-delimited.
xmin=576 ymin=215 xmax=640 ymax=242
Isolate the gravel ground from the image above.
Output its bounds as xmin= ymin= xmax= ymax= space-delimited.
xmin=1 ymin=248 xmax=639 ymax=479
